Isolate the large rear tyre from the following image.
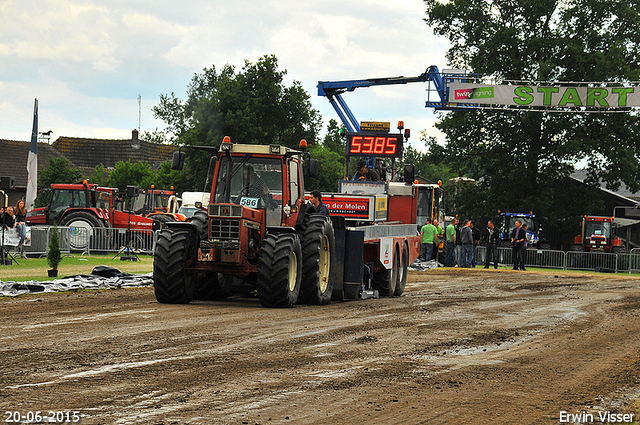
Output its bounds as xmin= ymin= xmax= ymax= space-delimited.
xmin=59 ymin=211 xmax=104 ymax=251
xmin=299 ymin=215 xmax=336 ymax=305
xmin=153 ymin=229 xmax=197 ymax=304
xmin=372 ymin=252 xmax=397 ymax=297
xmin=394 ymin=243 xmax=409 ymax=296
xmin=257 ymin=233 xmax=302 ymax=308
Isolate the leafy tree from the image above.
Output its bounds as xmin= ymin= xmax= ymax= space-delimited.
xmin=152 ymin=55 xmax=322 ymax=191
xmin=307 ymin=144 xmax=344 ymax=192
xmin=322 ymin=119 xmax=346 ymax=162
xmin=35 ymin=157 xmax=83 ymax=207
xmin=86 ymin=164 xmax=108 ymax=187
xmin=424 ymin=0 xmax=640 ymax=239
xmin=106 ymin=160 xmax=156 ymax=192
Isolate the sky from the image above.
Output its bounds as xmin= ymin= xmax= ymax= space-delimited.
xmin=0 ymin=0 xmax=451 ymax=151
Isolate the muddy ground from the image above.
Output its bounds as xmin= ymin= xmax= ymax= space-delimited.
xmin=1 ymin=268 xmax=640 ymax=424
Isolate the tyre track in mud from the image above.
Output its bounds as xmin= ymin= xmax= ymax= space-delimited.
xmin=0 ymin=269 xmax=639 ymax=424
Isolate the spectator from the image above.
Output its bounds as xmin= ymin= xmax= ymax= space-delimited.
xmin=511 ymin=220 xmax=527 ymax=270
xmin=433 ymin=219 xmax=444 ymax=262
xmin=419 ymin=218 xmax=437 ymax=261
xmin=3 ymin=206 xmax=15 ymax=231
xmin=483 ymin=220 xmax=500 ymax=269
xmin=309 ymin=190 xmax=330 ymax=216
xmin=445 ymin=217 xmax=458 ymax=267
xmin=455 ymin=220 xmax=463 ymax=267
xmin=354 ymin=160 xmax=380 ymax=181
xmin=460 ymin=219 xmax=474 ymax=267
xmin=470 ymin=221 xmax=480 ymax=267
xmin=14 ymin=199 xmax=27 ymax=248
xmin=520 ymin=223 xmax=529 ymax=270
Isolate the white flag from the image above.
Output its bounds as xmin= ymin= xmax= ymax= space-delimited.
xmin=26 ymin=99 xmax=38 ymax=211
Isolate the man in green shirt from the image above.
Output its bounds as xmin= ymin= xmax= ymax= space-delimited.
xmin=433 ymin=219 xmax=444 ymax=262
xmin=419 ymin=218 xmax=437 ymax=261
xmin=445 ymin=217 xmax=459 ymax=267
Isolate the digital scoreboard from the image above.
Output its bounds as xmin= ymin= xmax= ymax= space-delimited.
xmin=346 ymin=133 xmax=403 ymax=158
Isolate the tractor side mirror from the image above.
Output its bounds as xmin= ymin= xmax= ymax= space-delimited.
xmin=305 ymin=159 xmax=319 ymax=178
xmin=403 ymin=164 xmax=415 ymax=183
xmin=172 ymin=151 xmax=186 ymax=170
xmin=126 ymin=185 xmax=140 ymax=198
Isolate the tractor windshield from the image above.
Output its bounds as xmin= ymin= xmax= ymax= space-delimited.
xmin=585 ymin=221 xmax=611 ymax=239
xmin=214 ymin=156 xmax=283 ymax=209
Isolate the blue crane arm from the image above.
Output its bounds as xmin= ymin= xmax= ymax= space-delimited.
xmin=317 ymin=65 xmax=465 ymax=131
xmin=317 ymin=66 xmax=440 ymax=96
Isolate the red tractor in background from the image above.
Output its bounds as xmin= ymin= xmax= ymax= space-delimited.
xmin=570 ymin=215 xmax=625 ymax=253
xmin=26 ymin=181 xmax=156 ymax=250
xmin=129 ymin=186 xmax=186 ymax=224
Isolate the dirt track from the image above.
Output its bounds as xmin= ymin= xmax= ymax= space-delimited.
xmin=1 ymin=268 xmax=640 ymax=424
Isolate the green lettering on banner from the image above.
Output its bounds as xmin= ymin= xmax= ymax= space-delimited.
xmin=587 ymin=88 xmax=609 ymax=107
xmin=612 ymin=87 xmax=634 ymax=106
xmin=559 ymin=88 xmax=583 ymax=107
xmin=513 ymin=86 xmax=534 ymax=105
xmin=537 ymin=87 xmax=559 ymax=105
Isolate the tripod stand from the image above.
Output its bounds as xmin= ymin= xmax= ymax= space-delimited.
xmin=113 ymin=210 xmax=139 ymax=262
xmin=1 ymin=227 xmax=19 ymax=265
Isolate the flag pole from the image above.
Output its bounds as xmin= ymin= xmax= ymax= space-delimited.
xmin=25 ymin=99 xmax=38 ymax=211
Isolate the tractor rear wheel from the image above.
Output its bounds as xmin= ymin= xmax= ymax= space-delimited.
xmin=394 ymin=243 xmax=409 ymax=296
xmin=59 ymin=211 xmax=104 ymax=251
xmin=257 ymin=233 xmax=302 ymax=308
xmin=299 ymin=215 xmax=336 ymax=305
xmin=153 ymin=229 xmax=197 ymax=304
xmin=372 ymin=252 xmax=397 ymax=297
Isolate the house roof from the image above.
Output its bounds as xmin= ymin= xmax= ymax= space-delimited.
xmin=52 ymin=131 xmax=174 ymax=170
xmin=0 ymin=139 xmax=67 ymax=188
xmin=571 ymin=170 xmax=640 ymax=205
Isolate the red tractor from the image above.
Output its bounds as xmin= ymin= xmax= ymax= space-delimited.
xmin=570 ymin=215 xmax=625 ymax=253
xmin=26 ymin=181 xmax=156 ymax=250
xmin=129 ymin=186 xmax=186 ymax=223
xmin=153 ymin=136 xmax=420 ymax=307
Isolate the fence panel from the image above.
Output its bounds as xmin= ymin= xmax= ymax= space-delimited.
xmin=525 ymin=249 xmax=566 ymax=269
xmin=626 ymin=252 xmax=640 ymax=274
xmin=21 ymin=226 xmax=51 ymax=256
xmin=565 ymin=251 xmax=622 ymax=272
xmin=83 ymin=227 xmax=156 ymax=255
xmin=20 ymin=226 xmax=71 ymax=257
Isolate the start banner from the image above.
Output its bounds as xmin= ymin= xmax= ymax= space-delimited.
xmin=448 ymin=83 xmax=640 ymax=109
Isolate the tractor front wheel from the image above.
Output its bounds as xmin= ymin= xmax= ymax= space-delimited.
xmin=299 ymin=215 xmax=336 ymax=305
xmin=153 ymin=229 xmax=197 ymax=304
xmin=257 ymin=233 xmax=302 ymax=308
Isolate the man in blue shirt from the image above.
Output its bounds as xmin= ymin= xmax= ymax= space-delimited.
xmin=309 ymin=190 xmax=330 ymax=216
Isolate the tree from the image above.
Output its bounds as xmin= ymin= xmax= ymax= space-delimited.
xmin=35 ymin=157 xmax=83 ymax=207
xmin=106 ymin=160 xmax=156 ymax=192
xmin=307 ymin=144 xmax=344 ymax=192
xmin=86 ymin=164 xmax=108 ymax=187
xmin=424 ymin=0 xmax=640 ymax=235
xmin=152 ymin=55 xmax=322 ymax=191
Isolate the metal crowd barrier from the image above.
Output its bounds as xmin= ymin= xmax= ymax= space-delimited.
xmin=15 ymin=226 xmax=156 ymax=257
xmin=461 ymin=245 xmax=639 ymax=274
xmin=18 ymin=226 xmax=72 ymax=257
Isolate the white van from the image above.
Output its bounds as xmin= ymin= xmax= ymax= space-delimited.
xmin=178 ymin=192 xmax=209 ymax=217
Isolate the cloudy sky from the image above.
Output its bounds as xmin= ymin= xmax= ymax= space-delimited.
xmin=0 ymin=0 xmax=450 ymax=150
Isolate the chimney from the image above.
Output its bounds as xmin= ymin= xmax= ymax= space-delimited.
xmin=131 ymin=129 xmax=140 ymax=149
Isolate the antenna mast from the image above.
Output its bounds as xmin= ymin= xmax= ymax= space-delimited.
xmin=138 ymin=93 xmax=142 ymax=132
